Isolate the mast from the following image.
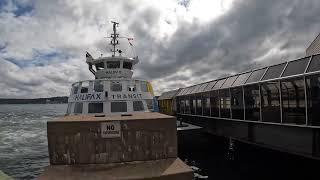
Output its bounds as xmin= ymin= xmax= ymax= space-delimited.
xmin=110 ymin=21 xmax=119 ymax=57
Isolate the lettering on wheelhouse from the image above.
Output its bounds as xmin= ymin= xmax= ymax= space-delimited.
xmin=110 ymin=93 xmax=142 ymax=100
xmin=70 ymin=92 xmax=104 ymax=102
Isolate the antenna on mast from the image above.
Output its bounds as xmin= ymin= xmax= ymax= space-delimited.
xmin=110 ymin=21 xmax=119 ymax=57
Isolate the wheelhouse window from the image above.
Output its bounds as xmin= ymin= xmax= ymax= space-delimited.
xmin=111 ymin=102 xmax=127 ymax=112
xmin=80 ymin=82 xmax=89 ymax=93
xmin=73 ymin=83 xmax=80 ymax=94
xmin=107 ymin=61 xmax=120 ymax=68
xmin=74 ymin=102 xmax=83 ymax=114
xmin=128 ymin=84 xmax=136 ymax=92
xmin=94 ymin=81 xmax=104 ymax=92
xmin=231 ymin=87 xmax=244 ymax=120
xmin=261 ymin=81 xmax=281 ymax=123
xmin=111 ymin=82 xmax=122 ymax=91
xmin=123 ymin=61 xmax=133 ymax=69
xmin=95 ymin=62 xmax=105 ymax=70
xmin=281 ymin=78 xmax=306 ymax=125
xmin=133 ymin=101 xmax=144 ymax=111
xmin=244 ymin=85 xmax=260 ymax=121
xmin=88 ymin=103 xmax=103 ymax=113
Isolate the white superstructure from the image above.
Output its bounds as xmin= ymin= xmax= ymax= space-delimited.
xmin=66 ymin=21 xmax=158 ymax=115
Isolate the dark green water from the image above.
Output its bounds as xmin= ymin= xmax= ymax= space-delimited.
xmin=0 ymin=104 xmax=319 ymax=180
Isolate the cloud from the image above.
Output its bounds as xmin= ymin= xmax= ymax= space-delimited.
xmin=0 ymin=0 xmax=319 ymax=98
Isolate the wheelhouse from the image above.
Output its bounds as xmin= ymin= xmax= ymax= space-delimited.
xmin=66 ymin=79 xmax=156 ymax=115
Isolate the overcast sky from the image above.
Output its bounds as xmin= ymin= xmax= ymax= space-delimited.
xmin=0 ymin=0 xmax=319 ymax=98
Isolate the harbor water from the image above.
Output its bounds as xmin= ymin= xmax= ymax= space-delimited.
xmin=0 ymin=104 xmax=319 ymax=179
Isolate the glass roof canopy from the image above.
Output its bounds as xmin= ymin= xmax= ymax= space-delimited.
xmin=177 ymin=54 xmax=320 ymax=96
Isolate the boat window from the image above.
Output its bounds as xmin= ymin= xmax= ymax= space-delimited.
xmin=123 ymin=61 xmax=132 ymax=69
xmin=307 ymin=54 xmax=320 ymax=73
xmin=133 ymin=101 xmax=144 ymax=111
xmin=261 ymin=81 xmax=281 ymax=123
xmin=244 ymin=85 xmax=260 ymax=121
xmin=111 ymin=102 xmax=127 ymax=112
xmin=74 ymin=102 xmax=83 ymax=114
xmin=141 ymin=82 xmax=148 ymax=92
xmin=233 ymin=72 xmax=251 ymax=86
xmin=282 ymin=57 xmax=309 ymax=77
xmin=88 ymin=103 xmax=103 ymax=113
xmin=146 ymin=99 xmax=153 ymax=110
xmin=94 ymin=81 xmax=104 ymax=92
xmin=111 ymin=82 xmax=122 ymax=91
xmin=95 ymin=62 xmax=105 ymax=70
xmin=128 ymin=84 xmax=136 ymax=92
xmin=262 ymin=63 xmax=286 ymax=80
xmin=107 ymin=61 xmax=120 ymax=68
xmin=246 ymin=68 xmax=266 ymax=84
xmin=281 ymin=78 xmax=306 ymax=125
xmin=73 ymin=83 xmax=80 ymax=94
xmin=80 ymin=82 xmax=89 ymax=93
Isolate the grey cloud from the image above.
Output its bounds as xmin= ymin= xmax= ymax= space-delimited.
xmin=1 ymin=0 xmax=320 ymax=97
xmin=130 ymin=0 xmax=320 ymax=94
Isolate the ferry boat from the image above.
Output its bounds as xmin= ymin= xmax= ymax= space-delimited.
xmin=40 ymin=21 xmax=193 ymax=180
xmin=66 ymin=21 xmax=158 ymax=115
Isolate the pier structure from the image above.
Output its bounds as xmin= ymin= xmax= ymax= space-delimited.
xmin=159 ymin=53 xmax=320 ymax=159
xmin=39 ymin=113 xmax=193 ymax=179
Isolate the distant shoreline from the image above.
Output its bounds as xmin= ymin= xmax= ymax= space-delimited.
xmin=0 ymin=96 xmax=68 ymax=104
